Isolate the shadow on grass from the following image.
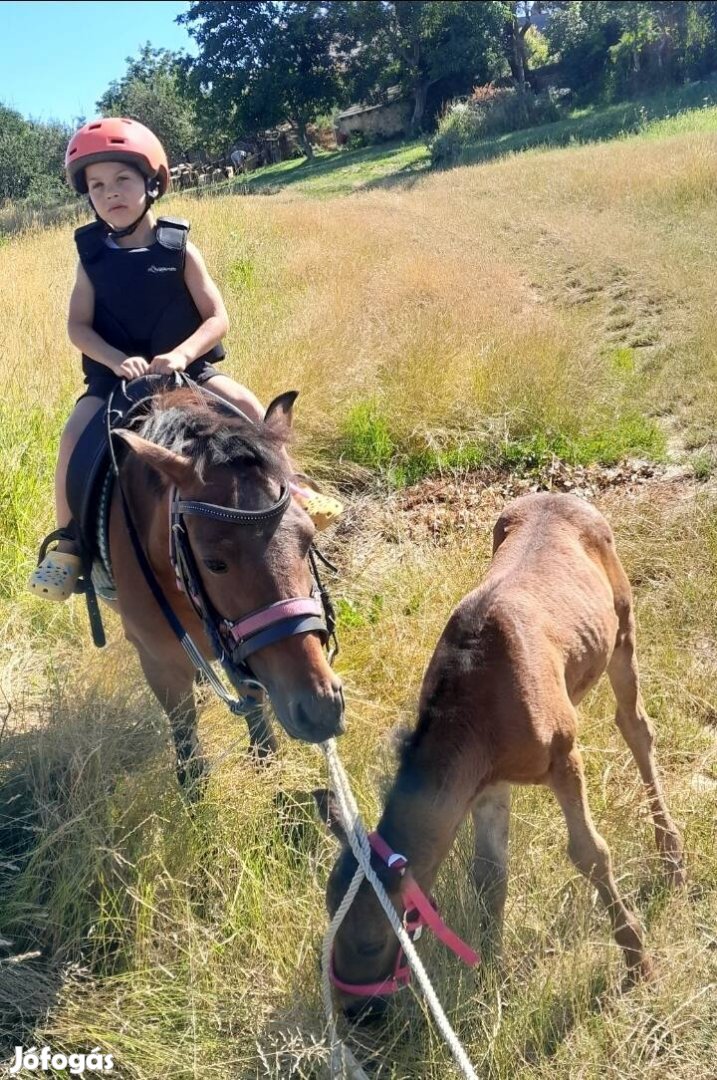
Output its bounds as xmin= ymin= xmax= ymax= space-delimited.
xmin=0 ymin=689 xmax=168 ymax=1050
xmin=521 ymin=967 xmax=610 ymax=1065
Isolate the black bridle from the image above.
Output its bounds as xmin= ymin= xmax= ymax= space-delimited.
xmin=107 ymin=377 xmax=338 ymax=714
xmin=168 ymin=480 xmax=338 ymax=684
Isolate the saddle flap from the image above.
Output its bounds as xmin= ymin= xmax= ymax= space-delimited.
xmin=66 ymin=374 xmax=174 ymax=561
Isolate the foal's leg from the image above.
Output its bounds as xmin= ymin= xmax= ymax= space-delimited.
xmin=471 ymin=782 xmax=511 ymax=945
xmin=548 ymin=747 xmax=651 ymax=983
xmin=607 ymin=628 xmax=686 ymax=886
xmin=138 ymin=648 xmax=208 ymax=792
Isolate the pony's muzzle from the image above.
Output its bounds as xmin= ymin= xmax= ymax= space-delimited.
xmin=285 ymin=681 xmax=345 ymax=742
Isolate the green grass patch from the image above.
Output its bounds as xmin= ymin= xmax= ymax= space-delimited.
xmin=0 ymin=403 xmax=64 ymax=599
xmin=226 ymin=257 xmax=257 ymax=292
xmin=195 ymin=140 xmax=430 ymax=201
xmin=338 ymin=401 xmax=665 ymax=487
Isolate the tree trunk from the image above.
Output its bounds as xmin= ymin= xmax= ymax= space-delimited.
xmin=295 ymin=120 xmax=314 ymax=160
xmin=410 ymin=80 xmax=429 ymax=136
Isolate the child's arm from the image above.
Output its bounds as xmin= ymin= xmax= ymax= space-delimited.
xmin=68 ymin=262 xmax=149 ymax=379
xmin=149 ymin=242 xmax=229 ymax=374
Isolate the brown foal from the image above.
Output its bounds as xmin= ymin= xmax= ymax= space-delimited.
xmin=325 ymin=493 xmax=685 ymax=1011
xmin=108 ymin=387 xmax=344 ymax=787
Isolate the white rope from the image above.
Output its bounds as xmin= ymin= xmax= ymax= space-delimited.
xmin=319 ymin=739 xmax=479 ymax=1080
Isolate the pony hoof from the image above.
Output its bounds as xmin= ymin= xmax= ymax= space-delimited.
xmin=247 ymin=741 xmax=278 ymax=767
xmin=178 ymin=759 xmax=211 ymax=800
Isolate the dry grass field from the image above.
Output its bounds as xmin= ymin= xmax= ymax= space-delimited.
xmin=0 ymin=111 xmax=715 ymax=1078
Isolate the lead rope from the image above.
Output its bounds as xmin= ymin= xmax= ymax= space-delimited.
xmin=318 ymin=740 xmax=479 ymax=1080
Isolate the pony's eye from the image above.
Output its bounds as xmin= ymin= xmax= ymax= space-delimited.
xmin=203 ymin=559 xmax=228 ymax=574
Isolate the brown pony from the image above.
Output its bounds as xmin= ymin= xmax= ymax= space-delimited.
xmin=110 ymin=385 xmax=344 ymax=787
xmin=323 ymin=493 xmax=685 ymax=1014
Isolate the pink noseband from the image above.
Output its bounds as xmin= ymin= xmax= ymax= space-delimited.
xmin=330 ymin=832 xmax=479 ymax=998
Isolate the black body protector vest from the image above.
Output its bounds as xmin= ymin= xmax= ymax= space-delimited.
xmin=74 ymin=217 xmax=225 ymax=381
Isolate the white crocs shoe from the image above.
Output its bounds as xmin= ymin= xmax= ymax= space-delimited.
xmin=28 ymin=551 xmax=82 ymax=601
xmin=291 ymin=484 xmax=344 ymax=531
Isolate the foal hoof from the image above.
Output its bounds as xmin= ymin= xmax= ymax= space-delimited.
xmin=661 ymin=836 xmax=687 ymax=888
xmin=622 ymin=955 xmax=655 ymax=990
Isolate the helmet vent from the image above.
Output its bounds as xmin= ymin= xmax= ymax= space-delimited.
xmin=109 ymin=138 xmax=126 ymax=144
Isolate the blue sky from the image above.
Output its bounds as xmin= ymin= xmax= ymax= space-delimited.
xmin=0 ymin=1 xmax=196 ymax=125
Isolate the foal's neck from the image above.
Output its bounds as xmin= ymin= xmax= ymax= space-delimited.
xmin=376 ymin=740 xmax=468 ymax=890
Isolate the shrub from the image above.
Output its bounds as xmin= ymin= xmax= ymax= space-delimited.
xmin=431 ymin=84 xmax=565 ymax=165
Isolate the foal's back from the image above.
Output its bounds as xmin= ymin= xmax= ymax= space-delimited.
xmin=418 ymin=493 xmax=632 ymax=784
xmin=491 ymin=492 xmax=630 ymax=704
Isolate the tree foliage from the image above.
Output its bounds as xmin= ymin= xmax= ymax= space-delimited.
xmin=333 ymin=1 xmax=509 ymax=131
xmin=543 ymin=1 xmax=717 ymax=99
xmin=0 ymin=105 xmax=69 ymax=203
xmin=96 ymin=44 xmax=199 ymax=164
xmin=7 ymin=1 xmax=717 ymax=213
xmin=179 ymin=1 xmax=344 ymax=158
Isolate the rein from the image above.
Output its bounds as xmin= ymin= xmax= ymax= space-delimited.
xmin=329 ymin=832 xmax=479 ymax=998
xmin=106 ymin=378 xmax=338 ymax=713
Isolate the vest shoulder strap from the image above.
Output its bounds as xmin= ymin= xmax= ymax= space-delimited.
xmin=156 ymin=217 xmax=190 ymax=253
xmin=74 ymin=221 xmax=106 ymax=265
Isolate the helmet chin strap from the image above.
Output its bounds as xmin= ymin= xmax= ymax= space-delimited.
xmin=90 ymin=176 xmax=161 ymax=240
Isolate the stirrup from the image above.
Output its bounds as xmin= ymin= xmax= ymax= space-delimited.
xmin=28 ymin=550 xmax=82 ymax=601
xmin=291 ymin=484 xmax=344 ymax=531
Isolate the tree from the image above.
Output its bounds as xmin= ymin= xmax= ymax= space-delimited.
xmin=333 ymin=1 xmax=508 ymax=134
xmin=0 ymin=105 xmax=69 ymax=203
xmin=542 ymin=2 xmax=717 ymax=99
xmin=179 ymin=2 xmax=345 ymax=159
xmin=97 ymin=44 xmax=199 ymax=164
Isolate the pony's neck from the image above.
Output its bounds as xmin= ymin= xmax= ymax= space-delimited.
xmin=121 ymin=454 xmax=172 ymax=574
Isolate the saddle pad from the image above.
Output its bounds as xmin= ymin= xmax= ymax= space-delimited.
xmin=91 ymin=469 xmax=116 ymax=602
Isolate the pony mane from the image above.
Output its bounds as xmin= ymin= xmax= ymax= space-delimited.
xmin=136 ymin=387 xmax=288 ymax=483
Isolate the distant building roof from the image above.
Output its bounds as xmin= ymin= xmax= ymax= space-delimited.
xmin=335 ymin=85 xmax=405 ymax=122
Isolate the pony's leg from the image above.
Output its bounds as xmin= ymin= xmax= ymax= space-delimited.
xmin=240 ymin=688 xmax=278 ymax=760
xmin=471 ymin=782 xmax=511 ymax=945
xmin=607 ymin=631 xmax=686 ymax=886
xmin=548 ymin=746 xmax=651 ymax=983
xmin=138 ymin=648 xmax=208 ymax=791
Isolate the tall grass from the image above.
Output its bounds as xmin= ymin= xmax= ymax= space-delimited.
xmin=0 ymin=106 xmax=716 ymax=1077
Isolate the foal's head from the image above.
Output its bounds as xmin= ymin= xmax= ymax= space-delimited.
xmin=318 ymin=791 xmax=407 ymax=1020
xmin=116 ymin=387 xmax=344 ymax=743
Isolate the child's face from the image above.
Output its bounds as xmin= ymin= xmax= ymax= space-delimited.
xmin=85 ymin=161 xmax=147 ymax=228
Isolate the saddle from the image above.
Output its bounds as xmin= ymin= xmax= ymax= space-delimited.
xmin=40 ymin=375 xmax=172 ymax=644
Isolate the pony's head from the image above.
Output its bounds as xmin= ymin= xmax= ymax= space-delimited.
xmin=115 ymin=387 xmax=344 ymax=743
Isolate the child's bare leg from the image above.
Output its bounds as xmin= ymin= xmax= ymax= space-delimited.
xmin=201 ymin=375 xmax=265 ymax=424
xmin=204 ymin=375 xmax=343 ymax=530
xmin=54 ymin=396 xmax=105 ymax=549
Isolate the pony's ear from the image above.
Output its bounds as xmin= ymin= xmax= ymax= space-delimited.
xmin=113 ymin=429 xmax=196 ymax=487
xmin=312 ymin=788 xmax=348 ymax=846
xmin=264 ymin=391 xmax=299 ymax=439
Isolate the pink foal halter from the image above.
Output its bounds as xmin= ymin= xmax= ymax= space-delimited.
xmin=329 ymin=831 xmax=480 ymax=998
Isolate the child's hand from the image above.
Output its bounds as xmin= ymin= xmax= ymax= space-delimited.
xmin=149 ymin=351 xmax=188 ymax=374
xmin=116 ymin=356 xmax=150 ymax=380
